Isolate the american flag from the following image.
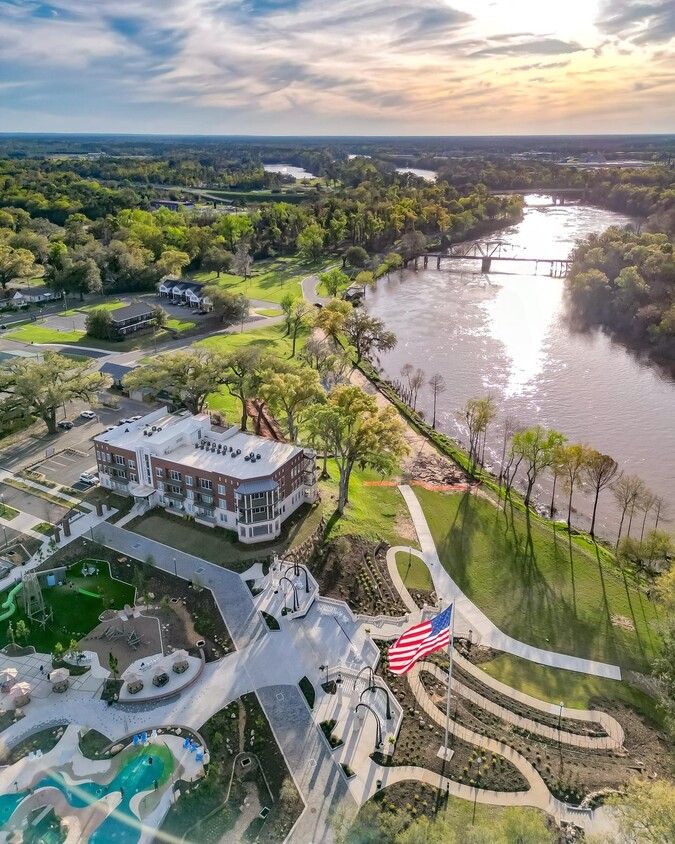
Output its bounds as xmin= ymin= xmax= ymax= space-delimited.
xmin=387 ymin=606 xmax=453 ymax=675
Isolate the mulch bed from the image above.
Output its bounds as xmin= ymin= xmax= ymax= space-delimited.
xmin=309 ymin=535 xmax=408 ymax=616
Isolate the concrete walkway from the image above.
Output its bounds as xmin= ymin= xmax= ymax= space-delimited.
xmin=398 ymin=485 xmax=622 ymax=680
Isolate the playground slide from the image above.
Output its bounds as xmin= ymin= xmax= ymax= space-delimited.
xmin=0 ymin=582 xmax=24 ymax=622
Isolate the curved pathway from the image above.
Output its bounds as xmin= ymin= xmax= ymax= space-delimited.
xmin=398 ymin=485 xmax=622 ymax=680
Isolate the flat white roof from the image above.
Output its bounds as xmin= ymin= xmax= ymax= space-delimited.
xmin=170 ymin=431 xmax=300 ymax=479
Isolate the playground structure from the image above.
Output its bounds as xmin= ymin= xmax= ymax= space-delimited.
xmin=95 ymin=623 xmax=145 ymax=650
xmin=0 ymin=581 xmax=23 ymax=622
xmin=21 ymin=573 xmax=53 ymax=630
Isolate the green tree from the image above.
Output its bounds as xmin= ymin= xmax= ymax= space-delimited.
xmin=297 ymin=222 xmax=325 ymax=262
xmin=14 ymin=619 xmax=30 ymax=643
xmin=157 ymin=248 xmax=190 ymax=277
xmin=0 ymin=244 xmax=35 ymax=288
xmin=510 ymin=426 xmax=567 ymax=507
xmin=306 ymin=385 xmax=407 ymax=514
xmin=559 ymin=443 xmax=592 ymax=528
xmin=85 ymin=308 xmax=115 ymax=340
xmin=611 ymin=474 xmax=646 ymax=547
xmin=203 ymin=285 xmax=249 ymax=324
xmin=222 ymin=346 xmax=267 ymax=431
xmin=607 ymin=778 xmax=675 ymax=843
xmin=123 ymin=350 xmax=226 ymax=415
xmin=343 ymin=246 xmax=368 ymax=268
xmin=0 ymin=352 xmax=103 ymax=435
xmin=584 ymin=451 xmax=620 ymax=538
xmin=428 ymin=373 xmax=446 ymax=429
xmin=201 ymin=246 xmax=234 ymax=277
xmin=108 ymin=652 xmax=120 ymax=682
xmin=233 ymin=239 xmax=252 ymax=279
xmin=457 ymin=396 xmax=498 ymax=473
xmin=280 ymin=292 xmax=296 ymax=336
xmin=383 ymin=252 xmax=403 ymax=277
xmin=288 ymin=299 xmax=312 ymax=357
xmin=319 ymin=269 xmax=350 ymax=298
xmin=344 ymin=310 xmax=397 ymax=364
xmin=315 ymin=299 xmax=352 ymax=342
xmin=260 ymin=364 xmax=324 ymax=441
xmin=152 ymin=304 xmax=168 ymax=329
xmin=51 ymin=257 xmax=102 ymax=300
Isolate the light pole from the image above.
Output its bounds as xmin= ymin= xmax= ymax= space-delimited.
xmin=558 ymin=701 xmax=564 ymax=772
xmin=173 ymin=557 xmax=177 ymax=578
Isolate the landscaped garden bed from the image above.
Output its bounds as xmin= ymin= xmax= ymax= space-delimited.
xmin=310 ymin=535 xmax=408 ymax=616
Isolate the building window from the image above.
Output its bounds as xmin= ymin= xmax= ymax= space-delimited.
xmin=217 ymin=484 xmax=226 ymax=495
xmin=155 ymin=467 xmax=163 ymax=478
xmin=157 ymin=482 xmax=164 ymax=492
xmin=220 ymin=513 xmax=227 ymax=523
xmin=186 ymin=489 xmax=194 ymax=500
xmin=199 ymin=478 xmax=213 ymax=490
xmin=169 ymin=469 xmax=182 ymax=482
xmin=218 ymin=498 xmax=226 ymax=509
xmin=114 ymin=455 xmax=125 ymax=466
xmin=185 ymin=475 xmax=193 ymax=486
xmin=169 ymin=484 xmax=182 ymax=495
xmin=130 ymin=473 xmax=138 ymax=483
xmin=128 ymin=460 xmax=136 ymax=470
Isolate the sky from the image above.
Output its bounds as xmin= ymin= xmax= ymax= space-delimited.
xmin=0 ymin=0 xmax=674 ymax=135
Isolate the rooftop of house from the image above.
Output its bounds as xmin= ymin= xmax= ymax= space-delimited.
xmin=110 ymin=302 xmax=155 ymax=322
xmin=95 ymin=408 xmax=302 ymax=479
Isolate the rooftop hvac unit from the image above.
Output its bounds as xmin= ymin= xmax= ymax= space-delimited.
xmin=244 ymin=455 xmax=250 ymax=461
xmin=152 ymin=426 xmax=157 ymax=431
xmin=195 ymin=443 xmax=199 ymax=448
xmin=251 ymin=456 xmax=256 ymax=463
xmin=143 ymin=430 xmax=148 ymax=436
xmin=148 ymin=432 xmax=153 ymax=437
xmin=256 ymin=453 xmax=261 ymax=459
xmin=236 ymin=449 xmax=241 ymax=456
xmin=230 ymin=452 xmax=236 ymax=458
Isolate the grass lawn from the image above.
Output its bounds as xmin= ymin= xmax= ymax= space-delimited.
xmin=0 ymin=502 xmax=19 ymax=520
xmin=8 ymin=325 xmax=85 ymax=344
xmin=414 ymin=488 xmax=659 ymax=672
xmin=193 ymin=255 xmax=333 ymax=304
xmin=255 ymin=308 xmax=283 ymax=317
xmin=482 ymin=652 xmax=663 ymax=726
xmin=318 ymin=463 xmax=417 ymax=548
xmin=78 ymin=301 xmax=127 ymax=313
xmin=396 ymin=549 xmax=433 ymax=591
xmin=166 ymin=318 xmax=196 ymax=332
xmin=7 ymin=322 xmax=179 ymax=353
xmin=0 ymin=559 xmax=135 ymax=653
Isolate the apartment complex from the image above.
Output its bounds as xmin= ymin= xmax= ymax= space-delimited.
xmin=94 ymin=409 xmax=318 ymax=544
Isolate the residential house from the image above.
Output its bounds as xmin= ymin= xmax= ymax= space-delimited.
xmin=157 ymin=277 xmax=211 ymax=310
xmin=108 ymin=302 xmax=157 ymax=339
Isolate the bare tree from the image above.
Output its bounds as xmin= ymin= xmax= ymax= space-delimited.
xmin=498 ymin=416 xmax=521 ymax=484
xmin=638 ymin=489 xmax=657 ymax=542
xmin=584 ymin=451 xmax=620 ymax=539
xmin=612 ymin=474 xmax=646 ymax=548
xmin=428 ymin=374 xmax=446 ymax=429
xmin=410 ymin=368 xmax=426 ymax=411
xmin=559 ymin=444 xmax=592 ymax=528
xmin=652 ymin=496 xmax=667 ymax=532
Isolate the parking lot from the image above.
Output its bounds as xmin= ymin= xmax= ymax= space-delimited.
xmin=34 ymin=448 xmax=98 ymax=487
xmin=0 ymin=482 xmax=70 ymax=523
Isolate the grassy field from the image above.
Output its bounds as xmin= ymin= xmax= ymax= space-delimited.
xmin=414 ymin=488 xmax=659 ymax=672
xmin=0 ymin=559 xmax=135 ymax=653
xmin=396 ymin=549 xmax=433 ymax=591
xmin=6 ymin=322 xmax=186 ymax=352
xmin=77 ymin=301 xmax=127 ymax=313
xmin=255 ymin=308 xmax=283 ymax=317
xmin=482 ymin=652 xmax=663 ymax=725
xmin=193 ymin=255 xmax=332 ymax=304
xmin=166 ymin=317 xmax=196 ymax=332
xmin=8 ymin=325 xmax=85 ymax=344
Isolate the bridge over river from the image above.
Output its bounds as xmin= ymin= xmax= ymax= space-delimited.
xmin=406 ymin=242 xmax=572 ymax=276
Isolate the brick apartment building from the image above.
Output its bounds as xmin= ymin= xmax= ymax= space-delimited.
xmin=94 ymin=408 xmax=318 ymax=544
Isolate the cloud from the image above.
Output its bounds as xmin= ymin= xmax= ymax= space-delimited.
xmin=471 ymin=38 xmax=585 ymax=57
xmin=597 ymin=1 xmax=675 ymax=44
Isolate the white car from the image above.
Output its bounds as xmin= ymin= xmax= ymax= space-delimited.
xmin=79 ymin=472 xmax=99 ymax=486
xmin=130 ymin=415 xmax=143 ymax=421
xmin=104 ymin=425 xmax=116 ymax=433
xmin=80 ymin=410 xmax=97 ymax=419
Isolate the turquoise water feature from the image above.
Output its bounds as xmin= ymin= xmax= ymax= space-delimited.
xmin=0 ymin=746 xmax=171 ymax=843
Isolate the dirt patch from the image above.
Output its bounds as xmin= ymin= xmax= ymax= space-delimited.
xmin=611 ymin=615 xmax=635 ymax=631
xmin=81 ymin=614 xmax=165 ymax=673
xmin=309 ymin=535 xmax=408 ymax=616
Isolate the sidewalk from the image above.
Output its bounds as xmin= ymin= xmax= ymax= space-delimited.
xmin=399 ymin=485 xmax=622 ymax=680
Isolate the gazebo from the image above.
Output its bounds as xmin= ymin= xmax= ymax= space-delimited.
xmin=10 ymin=682 xmax=31 ymax=707
xmin=50 ymin=667 xmax=70 ymax=693
xmin=172 ymin=650 xmax=189 ymax=674
xmin=125 ymin=673 xmax=144 ymax=695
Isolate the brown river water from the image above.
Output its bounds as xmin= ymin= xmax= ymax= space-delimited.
xmin=366 ymin=196 xmax=675 ymax=540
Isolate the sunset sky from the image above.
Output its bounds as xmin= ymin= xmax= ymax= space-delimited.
xmin=1 ymin=0 xmax=674 ymax=134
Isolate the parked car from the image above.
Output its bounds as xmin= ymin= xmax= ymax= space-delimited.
xmin=80 ymin=410 xmax=96 ymax=419
xmin=79 ymin=472 xmax=98 ymax=486
xmin=57 ymin=420 xmax=73 ymax=430
xmin=130 ymin=415 xmax=143 ymax=421
xmin=104 ymin=425 xmax=116 ymax=432
xmin=117 ymin=418 xmax=133 ymax=425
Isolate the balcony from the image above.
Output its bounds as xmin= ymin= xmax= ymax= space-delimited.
xmin=237 ymin=509 xmax=276 ymax=525
xmin=111 ymin=474 xmax=129 ymax=485
xmin=164 ymin=490 xmax=185 ymax=501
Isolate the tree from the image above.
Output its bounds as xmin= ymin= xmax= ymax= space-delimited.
xmin=123 ymin=350 xmax=226 ymax=415
xmin=108 ymin=652 xmax=120 ymax=682
xmin=0 ymin=352 xmax=102 ymax=435
xmin=203 ymin=286 xmax=249 ymax=325
xmin=222 ymin=346 xmax=266 ymax=430
xmin=584 ymin=451 xmax=620 ymax=538
xmin=343 ymin=246 xmax=368 ymax=268
xmin=383 ymin=252 xmax=403 ymax=277
xmin=280 ymin=293 xmax=296 ymax=336
xmin=14 ymin=619 xmax=30 ymax=643
xmin=559 ymin=443 xmax=592 ymax=528
xmin=288 ymin=299 xmax=311 ymax=357
xmin=0 ymin=244 xmax=35 ymax=288
xmin=401 ymin=229 xmax=426 ymax=261
xmin=86 ymin=308 xmax=115 ymax=340
xmin=612 ymin=474 xmax=646 ymax=547
xmin=297 ymin=222 xmax=325 ymax=262
xmin=457 ymin=396 xmax=497 ymax=473
xmin=354 ymin=270 xmax=375 ymax=289
xmin=201 ymin=246 xmax=234 ymax=277
xmin=510 ymin=426 xmax=567 ymax=508
xmin=319 ymin=269 xmax=350 ymax=298
xmin=260 ymin=364 xmax=324 ymax=441
xmin=233 ymin=239 xmax=252 ymax=279
xmin=315 ymin=298 xmax=352 ymax=342
xmin=607 ymin=778 xmax=675 ymax=843
xmin=306 ymin=386 xmax=407 ymax=514
xmin=428 ymin=373 xmax=446 ymax=429
xmin=50 ymin=257 xmax=102 ymax=301
xmin=151 ymin=305 xmax=168 ymax=330
xmin=344 ymin=311 xmax=397 ymax=364
xmin=157 ymin=248 xmax=190 ymax=277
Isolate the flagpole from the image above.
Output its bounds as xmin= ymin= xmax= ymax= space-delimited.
xmin=443 ymin=606 xmax=455 ymax=759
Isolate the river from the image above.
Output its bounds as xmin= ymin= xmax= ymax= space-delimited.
xmin=366 ymin=196 xmax=675 ymax=539
xmin=262 ymin=163 xmax=315 ymax=180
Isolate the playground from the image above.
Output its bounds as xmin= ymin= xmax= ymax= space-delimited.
xmin=0 ymin=723 xmax=204 ymax=843
xmin=0 ymin=560 xmax=136 ymax=655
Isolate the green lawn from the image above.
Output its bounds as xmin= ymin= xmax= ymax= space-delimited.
xmin=396 ymin=549 xmax=434 ymax=591
xmin=8 ymin=325 xmax=85 ymax=344
xmin=414 ymin=488 xmax=659 ymax=672
xmin=0 ymin=503 xmax=19 ymax=520
xmin=7 ymin=321 xmax=178 ymax=352
xmin=0 ymin=559 xmax=135 ymax=654
xmin=78 ymin=301 xmax=127 ymax=313
xmin=482 ymin=652 xmax=663 ymax=726
xmin=166 ymin=318 xmax=196 ymax=332
xmin=318 ymin=463 xmax=418 ymax=549
xmin=193 ymin=255 xmax=333 ymax=303
xmin=255 ymin=308 xmax=283 ymax=317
